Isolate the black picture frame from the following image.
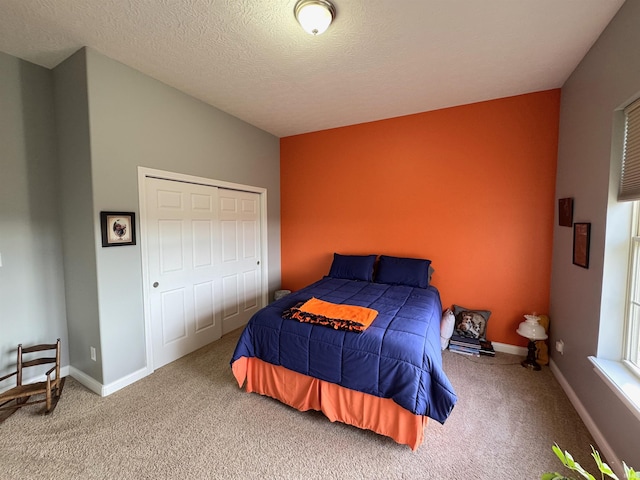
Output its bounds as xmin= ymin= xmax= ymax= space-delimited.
xmin=558 ymin=198 xmax=573 ymax=227
xmin=573 ymin=222 xmax=590 ymax=269
xmin=100 ymin=211 xmax=136 ymax=247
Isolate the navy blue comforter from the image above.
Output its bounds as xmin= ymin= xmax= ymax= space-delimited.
xmin=230 ymin=277 xmax=457 ymax=424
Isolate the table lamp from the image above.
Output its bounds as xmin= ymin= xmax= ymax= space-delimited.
xmin=516 ymin=314 xmax=548 ymax=370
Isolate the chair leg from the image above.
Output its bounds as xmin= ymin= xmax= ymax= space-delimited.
xmin=44 ymin=377 xmax=65 ymax=415
xmin=45 ymin=388 xmax=52 ymax=413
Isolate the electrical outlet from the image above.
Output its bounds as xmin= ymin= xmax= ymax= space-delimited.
xmin=90 ymin=346 xmax=96 ymax=361
xmin=555 ymin=340 xmax=564 ymax=355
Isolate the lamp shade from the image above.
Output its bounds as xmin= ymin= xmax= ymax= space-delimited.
xmin=516 ymin=315 xmax=548 ymax=341
xmin=295 ymin=0 xmax=336 ymax=35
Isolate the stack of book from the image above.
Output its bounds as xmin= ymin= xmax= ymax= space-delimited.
xmin=479 ymin=340 xmax=495 ymax=357
xmin=449 ymin=335 xmax=496 ymax=357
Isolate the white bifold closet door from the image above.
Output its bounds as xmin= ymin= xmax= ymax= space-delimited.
xmin=145 ymin=177 xmax=262 ymax=369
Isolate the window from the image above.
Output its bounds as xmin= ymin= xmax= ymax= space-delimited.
xmin=625 ymin=203 xmax=640 ymax=374
xmin=620 ymin=98 xmax=640 ymax=201
xmin=588 ymin=98 xmax=640 ymax=420
xmin=622 ymin=97 xmax=640 ymax=376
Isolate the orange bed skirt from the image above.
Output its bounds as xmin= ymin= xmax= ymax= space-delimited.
xmin=231 ymin=356 xmax=427 ymax=450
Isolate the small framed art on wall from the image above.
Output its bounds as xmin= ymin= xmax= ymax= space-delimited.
xmin=572 ymin=222 xmax=590 ymax=269
xmin=558 ymin=198 xmax=573 ymax=227
xmin=100 ymin=211 xmax=136 ymax=247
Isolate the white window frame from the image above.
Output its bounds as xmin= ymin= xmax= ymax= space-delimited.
xmin=588 ymin=97 xmax=640 ymax=423
xmin=623 ymin=202 xmax=640 ymax=376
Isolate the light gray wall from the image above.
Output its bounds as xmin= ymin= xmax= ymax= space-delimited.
xmin=83 ymin=48 xmax=281 ymax=384
xmin=1 ymin=45 xmax=280 ymax=391
xmin=53 ymin=49 xmax=103 ymax=382
xmin=550 ymin=0 xmax=640 ymax=467
xmin=0 ymin=52 xmax=68 ymax=385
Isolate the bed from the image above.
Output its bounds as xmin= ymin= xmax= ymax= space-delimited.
xmin=230 ymin=254 xmax=457 ymax=450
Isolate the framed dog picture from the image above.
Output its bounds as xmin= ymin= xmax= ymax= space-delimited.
xmin=100 ymin=211 xmax=136 ymax=247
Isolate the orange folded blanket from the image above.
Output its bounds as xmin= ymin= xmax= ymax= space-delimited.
xmin=283 ymin=297 xmax=378 ymax=333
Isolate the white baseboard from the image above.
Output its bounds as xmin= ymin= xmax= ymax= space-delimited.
xmin=68 ymin=366 xmax=103 ymax=396
xmin=549 ymin=359 xmax=623 ymax=478
xmin=493 ymin=341 xmax=527 ymax=356
xmin=69 ymin=365 xmax=151 ymax=397
xmin=102 ymin=366 xmax=151 ymax=396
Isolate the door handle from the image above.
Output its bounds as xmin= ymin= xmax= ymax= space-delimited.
xmin=153 ymin=282 xmax=159 ymax=288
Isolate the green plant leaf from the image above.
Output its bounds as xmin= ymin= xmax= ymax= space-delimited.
xmin=550 ymin=444 xmax=595 ymax=480
xmin=553 ymin=444 xmax=567 ymax=463
xmin=549 ymin=444 xmax=637 ymax=480
xmin=565 ymin=451 xmax=578 ymax=469
xmin=572 ymin=463 xmax=596 ymax=480
xmin=542 ymin=474 xmax=571 ymax=480
xmin=591 ymin=446 xmax=619 ymax=479
xmin=564 ymin=453 xmax=594 ymax=479
xmin=624 ymin=463 xmax=639 ymax=480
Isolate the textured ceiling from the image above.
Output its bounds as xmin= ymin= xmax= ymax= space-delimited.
xmin=0 ymin=0 xmax=625 ymax=137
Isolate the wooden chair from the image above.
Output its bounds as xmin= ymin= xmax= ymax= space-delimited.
xmin=0 ymin=339 xmax=65 ymax=422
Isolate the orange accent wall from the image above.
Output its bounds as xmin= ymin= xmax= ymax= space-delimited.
xmin=280 ymin=90 xmax=560 ymax=346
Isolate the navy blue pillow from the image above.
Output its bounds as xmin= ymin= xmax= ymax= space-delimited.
xmin=375 ymin=255 xmax=432 ymax=288
xmin=327 ymin=253 xmax=377 ymax=282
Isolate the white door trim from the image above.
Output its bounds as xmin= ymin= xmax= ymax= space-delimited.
xmin=137 ymin=166 xmax=268 ymax=373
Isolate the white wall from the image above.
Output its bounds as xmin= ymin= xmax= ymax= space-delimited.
xmin=70 ymin=48 xmax=281 ymax=386
xmin=53 ymin=49 xmax=103 ymax=382
xmin=2 ymin=46 xmax=281 ymax=391
xmin=550 ymin=0 xmax=640 ymax=467
xmin=0 ymin=52 xmax=69 ymax=387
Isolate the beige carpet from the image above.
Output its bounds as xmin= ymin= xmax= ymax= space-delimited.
xmin=0 ymin=329 xmax=596 ymax=479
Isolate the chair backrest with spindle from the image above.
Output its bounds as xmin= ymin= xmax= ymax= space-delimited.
xmin=18 ymin=340 xmax=61 ymax=386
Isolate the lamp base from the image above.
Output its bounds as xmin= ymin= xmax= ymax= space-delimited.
xmin=521 ymin=339 xmax=541 ymax=371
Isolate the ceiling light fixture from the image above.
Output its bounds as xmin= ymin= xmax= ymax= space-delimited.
xmin=294 ymin=0 xmax=336 ymax=36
